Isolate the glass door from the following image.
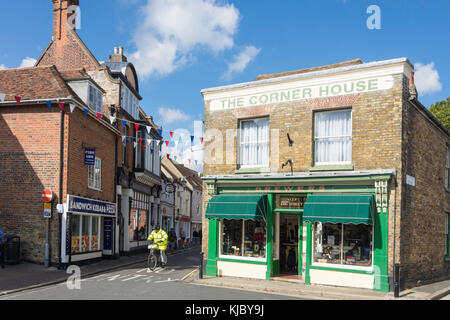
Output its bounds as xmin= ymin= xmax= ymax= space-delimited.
xmin=279 ymin=214 xmax=300 ymax=275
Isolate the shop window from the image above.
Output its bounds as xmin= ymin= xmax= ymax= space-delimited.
xmin=239 ymin=118 xmax=269 ymax=168
xmin=314 ymin=109 xmax=352 ymax=165
xmin=88 ymin=157 xmax=102 ymax=190
xmin=221 ymin=220 xmax=266 ymax=259
xmin=130 ymin=209 xmax=148 ymax=241
xmin=71 ymin=215 xmax=101 ymax=254
xmin=313 ymin=222 xmax=372 ymax=267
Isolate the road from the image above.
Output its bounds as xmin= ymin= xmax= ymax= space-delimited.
xmin=0 ymin=248 xmax=304 ymax=301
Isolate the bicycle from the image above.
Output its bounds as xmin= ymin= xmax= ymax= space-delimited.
xmin=147 ymin=241 xmax=166 ymax=271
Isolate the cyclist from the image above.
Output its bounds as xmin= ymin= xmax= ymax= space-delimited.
xmin=147 ymin=225 xmax=168 ymax=267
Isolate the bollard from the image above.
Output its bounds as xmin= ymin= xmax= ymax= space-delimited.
xmin=200 ymin=252 xmax=204 ymax=279
xmin=394 ymin=263 xmax=400 ymax=298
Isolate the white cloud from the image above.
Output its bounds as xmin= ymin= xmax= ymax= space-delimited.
xmin=19 ymin=57 xmax=37 ymax=68
xmin=414 ymin=62 xmax=442 ymax=95
xmin=221 ymin=45 xmax=261 ymax=81
xmin=129 ymin=0 xmax=240 ymax=79
xmin=0 ymin=64 xmax=6 ymax=70
xmin=158 ymin=107 xmax=191 ymax=125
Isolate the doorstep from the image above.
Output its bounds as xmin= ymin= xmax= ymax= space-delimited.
xmin=272 ymin=275 xmax=304 ymax=284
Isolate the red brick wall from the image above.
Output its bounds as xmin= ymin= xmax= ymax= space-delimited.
xmin=0 ymin=104 xmax=62 ymax=263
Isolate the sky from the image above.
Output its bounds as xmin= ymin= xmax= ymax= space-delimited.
xmin=0 ymin=0 xmax=449 ymax=172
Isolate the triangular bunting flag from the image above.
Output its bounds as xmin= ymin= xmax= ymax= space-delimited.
xmin=142 ymin=145 xmax=146 ymax=151
xmin=190 ymin=135 xmax=194 ymax=143
xmin=134 ymin=142 xmax=137 ymax=149
xmin=146 ymin=126 xmax=151 ymax=134
xmin=122 ymin=119 xmax=127 ymax=128
xmin=200 ymin=137 xmax=204 ymax=144
xmin=147 ymin=139 xmax=152 ymax=146
xmin=69 ymin=103 xmax=75 ymax=113
xmin=165 ymin=141 xmax=169 ymax=147
xmin=96 ymin=112 xmax=102 ymax=121
xmin=138 ymin=138 xmax=142 ymax=145
xmin=14 ymin=96 xmax=21 ymax=105
xmin=170 ymin=131 xmax=174 ymax=138
xmin=158 ymin=129 xmax=163 ymax=136
xmin=109 ymin=116 xmax=116 ymax=125
xmin=117 ymin=134 xmax=121 ymax=140
xmin=134 ymin=123 xmax=140 ymax=131
xmin=195 ymin=160 xmax=198 ymax=165
xmin=0 ymin=93 xmax=5 ymax=103
xmin=167 ymin=154 xmax=170 ymax=159
xmin=59 ymin=102 xmax=64 ymax=111
xmin=188 ymin=159 xmax=191 ymax=164
xmin=130 ymin=137 xmax=134 ymax=143
xmin=150 ymin=149 xmax=154 ymax=154
xmin=122 ymin=135 xmax=126 ymax=143
xmin=156 ymin=140 xmax=161 ymax=146
xmin=46 ymin=101 xmax=52 ymax=110
xmin=174 ymin=156 xmax=177 ymax=161
xmin=83 ymin=108 xmax=89 ymax=116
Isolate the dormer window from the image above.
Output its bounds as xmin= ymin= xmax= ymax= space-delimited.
xmin=89 ymin=83 xmax=103 ymax=114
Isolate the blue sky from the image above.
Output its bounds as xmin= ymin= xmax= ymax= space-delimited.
xmin=0 ymin=0 xmax=449 ymax=170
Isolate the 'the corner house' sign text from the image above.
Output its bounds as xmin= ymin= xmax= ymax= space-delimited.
xmin=209 ymin=75 xmax=394 ymax=111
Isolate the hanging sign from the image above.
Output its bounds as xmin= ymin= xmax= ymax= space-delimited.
xmin=84 ymin=148 xmax=95 ymax=165
xmin=165 ymin=183 xmax=175 ymax=194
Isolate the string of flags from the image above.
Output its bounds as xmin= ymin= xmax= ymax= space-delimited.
xmin=0 ymin=94 xmax=203 ymax=166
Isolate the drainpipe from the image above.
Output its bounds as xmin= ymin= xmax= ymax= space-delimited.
xmin=57 ymin=104 xmax=65 ymax=268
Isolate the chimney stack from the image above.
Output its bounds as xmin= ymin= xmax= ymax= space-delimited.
xmin=409 ymin=71 xmax=418 ymax=100
xmin=52 ymin=0 xmax=80 ymax=40
xmin=109 ymin=46 xmax=128 ymax=63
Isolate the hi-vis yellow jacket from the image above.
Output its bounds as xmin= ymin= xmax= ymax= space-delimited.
xmin=147 ymin=229 xmax=168 ymax=250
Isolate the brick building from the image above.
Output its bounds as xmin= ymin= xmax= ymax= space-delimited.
xmin=0 ymin=0 xmax=163 ymax=265
xmin=200 ymin=58 xmax=450 ymax=291
xmin=36 ymin=0 xmax=163 ymax=256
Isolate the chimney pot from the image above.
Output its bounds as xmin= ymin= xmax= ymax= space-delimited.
xmin=114 ymin=47 xmax=118 ymax=55
xmin=119 ymin=46 xmax=124 ymax=55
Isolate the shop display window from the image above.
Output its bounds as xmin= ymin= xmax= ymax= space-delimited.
xmin=71 ymin=214 xmax=101 ymax=254
xmin=313 ymin=222 xmax=372 ymax=267
xmin=130 ymin=209 xmax=148 ymax=241
xmin=221 ymin=219 xmax=266 ymax=259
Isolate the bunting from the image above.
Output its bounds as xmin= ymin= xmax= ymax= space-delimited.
xmin=59 ymin=102 xmax=64 ymax=111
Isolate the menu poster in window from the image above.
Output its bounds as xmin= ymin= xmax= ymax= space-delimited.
xmin=103 ymin=217 xmax=113 ymax=255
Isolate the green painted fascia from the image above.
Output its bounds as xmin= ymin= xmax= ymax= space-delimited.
xmin=235 ymin=167 xmax=271 ymax=174
xmin=217 ymin=258 xmax=267 ymax=265
xmin=216 ymin=175 xmax=392 ymax=185
xmin=309 ymin=164 xmax=354 ymax=171
xmin=266 ymin=194 xmax=274 ymax=280
xmin=309 ymin=266 xmax=374 ymax=275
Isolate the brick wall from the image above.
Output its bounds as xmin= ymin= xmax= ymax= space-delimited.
xmin=0 ymin=105 xmax=62 ymax=263
xmin=400 ymin=97 xmax=450 ymax=288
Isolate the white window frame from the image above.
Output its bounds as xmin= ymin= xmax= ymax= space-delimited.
xmin=238 ymin=117 xmax=270 ymax=169
xmin=311 ymin=222 xmax=374 ymax=271
xmin=88 ymin=157 xmax=102 ymax=191
xmin=218 ymin=219 xmax=267 ymax=262
xmin=314 ymin=109 xmax=352 ymax=166
xmin=88 ymin=83 xmax=103 ymax=114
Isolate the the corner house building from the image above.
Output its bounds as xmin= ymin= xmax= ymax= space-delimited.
xmin=201 ymin=58 xmax=450 ymax=292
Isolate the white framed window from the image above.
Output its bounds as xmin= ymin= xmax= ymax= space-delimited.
xmin=314 ymin=109 xmax=352 ymax=165
xmin=239 ymin=118 xmax=269 ymax=168
xmin=88 ymin=157 xmax=102 ymax=190
xmin=121 ymin=84 xmax=139 ymax=120
xmin=219 ymin=219 xmax=267 ymax=261
xmin=88 ymin=84 xmax=103 ymax=114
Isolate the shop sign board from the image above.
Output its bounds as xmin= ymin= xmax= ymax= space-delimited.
xmin=276 ymin=195 xmax=306 ymax=209
xmin=67 ymin=195 xmax=116 ymax=217
xmin=84 ymin=148 xmax=96 ymax=166
xmin=209 ymin=75 xmax=394 ymax=111
xmin=165 ymin=183 xmax=175 ymax=193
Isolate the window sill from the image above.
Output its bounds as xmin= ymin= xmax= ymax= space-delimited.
xmin=235 ymin=167 xmax=271 ymax=174
xmin=310 ymin=164 xmax=354 ymax=172
xmin=218 ymin=256 xmax=267 ymax=265
xmin=310 ymin=264 xmax=373 ymax=274
xmin=88 ymin=186 xmax=103 ymax=192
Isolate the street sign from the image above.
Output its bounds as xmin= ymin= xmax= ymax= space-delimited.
xmin=42 ymin=189 xmax=53 ymax=202
xmin=44 ymin=202 xmax=52 ymax=218
xmin=84 ymin=148 xmax=95 ymax=165
xmin=165 ymin=183 xmax=175 ymax=193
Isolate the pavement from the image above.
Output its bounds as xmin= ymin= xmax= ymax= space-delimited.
xmin=1 ymin=247 xmax=449 ymax=300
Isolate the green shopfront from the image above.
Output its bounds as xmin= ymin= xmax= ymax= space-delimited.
xmin=203 ymin=170 xmax=393 ymax=292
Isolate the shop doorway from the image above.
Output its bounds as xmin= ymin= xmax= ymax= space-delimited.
xmin=279 ymin=214 xmax=300 ymax=275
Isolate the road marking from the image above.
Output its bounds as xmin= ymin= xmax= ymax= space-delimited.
xmin=153 ymin=278 xmax=178 ymax=284
xmin=137 ymin=268 xmax=148 ymax=273
xmin=122 ymin=275 xmax=146 ymax=282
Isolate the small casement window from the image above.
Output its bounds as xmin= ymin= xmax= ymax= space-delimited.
xmin=314 ymin=109 xmax=352 ymax=165
xmin=445 ymin=149 xmax=450 ymax=190
xmin=239 ymin=118 xmax=269 ymax=168
xmin=88 ymin=84 xmax=103 ymax=114
xmin=88 ymin=157 xmax=102 ymax=190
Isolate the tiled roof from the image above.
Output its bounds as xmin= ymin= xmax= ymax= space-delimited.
xmin=172 ymin=161 xmax=203 ymax=191
xmin=253 ymin=59 xmax=363 ymax=81
xmin=59 ymin=68 xmax=90 ymax=80
xmin=0 ymin=66 xmax=81 ymax=103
